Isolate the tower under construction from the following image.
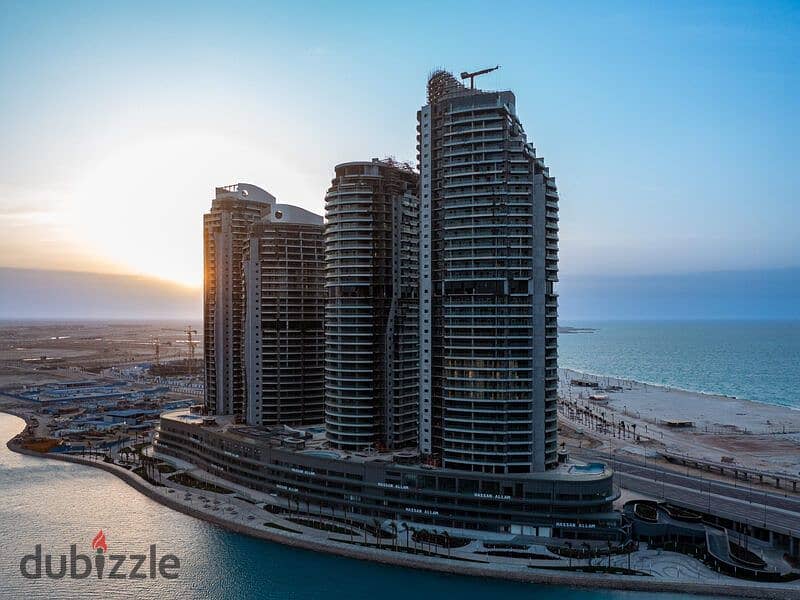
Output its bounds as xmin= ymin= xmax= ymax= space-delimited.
xmin=203 ymin=183 xmax=274 ymax=419
xmin=243 ymin=203 xmax=325 ymax=426
xmin=418 ymin=70 xmax=560 ymax=473
xmin=323 ymin=159 xmax=420 ymax=451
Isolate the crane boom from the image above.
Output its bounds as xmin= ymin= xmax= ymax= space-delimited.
xmin=460 ymin=65 xmax=500 ymax=89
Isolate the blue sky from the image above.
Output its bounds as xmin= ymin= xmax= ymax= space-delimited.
xmin=0 ymin=0 xmax=798 ymax=288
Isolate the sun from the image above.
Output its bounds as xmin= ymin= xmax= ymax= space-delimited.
xmin=66 ymin=133 xmax=219 ymax=289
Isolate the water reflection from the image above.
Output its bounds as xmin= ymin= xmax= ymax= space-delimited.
xmin=0 ymin=413 xmax=721 ymax=600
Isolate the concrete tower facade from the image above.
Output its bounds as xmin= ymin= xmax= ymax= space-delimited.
xmin=417 ymin=71 xmax=560 ymax=473
xmin=203 ymin=183 xmax=274 ymax=419
xmin=324 ymin=159 xmax=420 ymax=451
xmin=243 ymin=204 xmax=325 ymax=427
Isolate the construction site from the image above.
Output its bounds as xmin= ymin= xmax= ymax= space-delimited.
xmin=0 ymin=320 xmax=203 ymax=453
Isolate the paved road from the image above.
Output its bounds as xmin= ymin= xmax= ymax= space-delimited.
xmin=589 ymin=451 xmax=800 ymax=538
xmin=576 ymin=449 xmax=800 ymax=511
xmin=608 ymin=452 xmax=800 ymax=511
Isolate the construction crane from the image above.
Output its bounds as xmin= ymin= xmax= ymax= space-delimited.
xmin=150 ymin=336 xmax=161 ymax=366
xmin=460 ymin=65 xmax=500 ymax=89
xmin=185 ymin=326 xmax=198 ymax=375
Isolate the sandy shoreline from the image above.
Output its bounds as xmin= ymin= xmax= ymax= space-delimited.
xmin=560 ymin=366 xmax=799 ymax=414
xmin=559 ymin=368 xmax=800 ymax=474
xmin=3 ymin=411 xmax=799 ymax=599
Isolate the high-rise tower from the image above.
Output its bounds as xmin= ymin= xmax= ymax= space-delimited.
xmin=243 ymin=204 xmax=325 ymax=427
xmin=324 ymin=159 xmax=420 ymax=451
xmin=204 ymin=183 xmax=274 ymax=419
xmin=418 ymin=71 xmax=560 ymax=473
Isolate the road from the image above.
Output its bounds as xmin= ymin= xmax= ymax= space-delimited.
xmin=588 ymin=450 xmax=800 ymax=539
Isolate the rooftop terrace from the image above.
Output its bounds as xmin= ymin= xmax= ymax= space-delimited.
xmin=162 ymin=409 xmax=610 ymax=480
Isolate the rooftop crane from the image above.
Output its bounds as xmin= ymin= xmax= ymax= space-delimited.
xmin=460 ymin=65 xmax=500 ymax=89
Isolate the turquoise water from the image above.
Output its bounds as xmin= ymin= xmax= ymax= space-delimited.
xmin=570 ymin=463 xmax=606 ymax=475
xmin=0 ymin=413 xmax=718 ymax=599
xmin=303 ymin=450 xmax=340 ymax=459
xmin=560 ymin=320 xmax=800 ymax=410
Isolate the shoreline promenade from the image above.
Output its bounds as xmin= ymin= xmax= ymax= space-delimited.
xmin=4 ymin=411 xmax=798 ymax=599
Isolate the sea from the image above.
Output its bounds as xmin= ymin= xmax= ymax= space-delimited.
xmin=559 ymin=320 xmax=800 ymax=410
xmin=2 ymin=319 xmax=793 ymax=599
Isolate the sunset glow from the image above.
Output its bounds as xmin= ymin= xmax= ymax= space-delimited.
xmin=1 ymin=1 xmax=798 ymax=291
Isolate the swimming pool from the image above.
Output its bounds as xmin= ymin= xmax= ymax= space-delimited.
xmin=303 ymin=450 xmax=341 ymax=459
xmin=569 ymin=462 xmax=605 ymax=475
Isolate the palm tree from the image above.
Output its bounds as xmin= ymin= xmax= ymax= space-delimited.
xmin=343 ymin=506 xmax=353 ymax=542
xmin=581 ymin=541 xmax=591 ymax=568
xmin=409 ymin=526 xmax=418 ymax=553
xmin=607 ymin=541 xmax=613 ymax=569
xmin=564 ymin=541 xmax=573 ymax=568
xmin=442 ymin=531 xmax=451 ymax=558
xmin=372 ymin=518 xmax=382 ymax=550
xmin=389 ymin=521 xmax=398 ymax=552
xmin=422 ymin=529 xmax=433 ymax=553
xmin=430 ymin=529 xmax=438 ymax=555
xmin=400 ymin=522 xmax=410 ymax=552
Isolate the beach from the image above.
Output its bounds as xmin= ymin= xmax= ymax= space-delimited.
xmin=559 ymin=368 xmax=800 ymax=476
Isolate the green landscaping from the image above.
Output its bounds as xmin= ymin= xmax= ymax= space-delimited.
xmin=287 ymin=517 xmax=360 ymax=536
xmin=133 ymin=465 xmax=165 ymax=487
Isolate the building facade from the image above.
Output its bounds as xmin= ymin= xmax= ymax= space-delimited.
xmin=156 ymin=409 xmax=623 ymax=542
xmin=243 ymin=204 xmax=326 ymax=427
xmin=204 ymin=183 xmax=274 ymax=419
xmin=324 ymin=160 xmax=420 ymax=451
xmin=175 ymin=72 xmax=620 ymax=552
xmin=418 ymin=71 xmax=560 ymax=473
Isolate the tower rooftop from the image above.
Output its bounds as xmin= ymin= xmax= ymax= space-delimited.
xmin=215 ymin=183 xmax=276 ymax=204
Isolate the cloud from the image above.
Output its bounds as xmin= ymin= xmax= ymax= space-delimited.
xmin=0 ymin=268 xmax=201 ymax=320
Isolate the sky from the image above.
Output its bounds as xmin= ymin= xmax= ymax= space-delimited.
xmin=0 ymin=1 xmax=798 ymax=295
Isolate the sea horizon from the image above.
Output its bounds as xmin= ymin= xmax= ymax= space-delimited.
xmin=5 ymin=317 xmax=797 ymax=409
xmin=559 ymin=319 xmax=800 ymax=411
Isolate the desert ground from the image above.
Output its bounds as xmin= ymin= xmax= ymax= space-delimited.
xmin=0 ymin=320 xmax=201 ymax=388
